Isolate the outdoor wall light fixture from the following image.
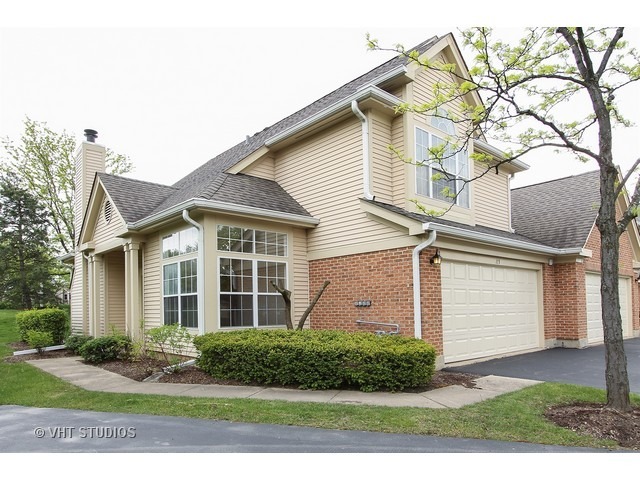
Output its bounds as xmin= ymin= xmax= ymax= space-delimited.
xmin=430 ymin=249 xmax=442 ymax=265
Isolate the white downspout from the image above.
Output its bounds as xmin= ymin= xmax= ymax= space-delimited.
xmin=351 ymin=100 xmax=375 ymax=201
xmin=182 ymin=210 xmax=205 ymax=335
xmin=413 ymin=230 xmax=437 ymax=339
xmin=83 ymin=253 xmax=93 ymax=337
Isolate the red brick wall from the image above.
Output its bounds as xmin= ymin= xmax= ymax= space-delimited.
xmin=543 ymin=261 xmax=587 ymax=341
xmin=308 ymin=246 xmax=444 ymax=354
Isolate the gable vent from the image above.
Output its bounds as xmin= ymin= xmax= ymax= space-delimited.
xmin=104 ymin=200 xmax=112 ymax=224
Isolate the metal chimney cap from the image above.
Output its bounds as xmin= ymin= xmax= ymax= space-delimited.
xmin=84 ymin=129 xmax=98 ymax=142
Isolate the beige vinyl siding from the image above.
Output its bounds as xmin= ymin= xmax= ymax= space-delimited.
xmin=292 ymin=227 xmax=309 ymax=322
xmin=143 ymin=233 xmax=162 ymax=328
xmin=472 ymin=160 xmax=511 ymax=231
xmin=104 ymin=252 xmax=126 ymax=334
xmin=390 ymin=115 xmax=406 ymax=207
xmin=244 ymin=156 xmax=275 ymax=180
xmin=412 ymin=53 xmax=467 ymax=123
xmin=92 ymin=197 xmax=126 ymax=246
xmin=370 ymin=113 xmax=393 ymax=204
xmin=275 ymin=118 xmax=406 ymax=255
xmin=70 ymin=253 xmax=86 ymax=333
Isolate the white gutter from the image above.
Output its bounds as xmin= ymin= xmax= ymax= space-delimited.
xmin=127 ymin=199 xmax=319 ymax=231
xmin=351 ymin=100 xmax=375 ymax=201
xmin=265 ymin=85 xmax=402 ymax=147
xmin=182 ymin=210 xmax=205 ymax=335
xmin=413 ymin=230 xmax=437 ymax=339
xmin=422 ymin=221 xmax=589 ymax=257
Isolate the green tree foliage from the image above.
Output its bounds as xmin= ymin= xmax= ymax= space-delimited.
xmin=1 ymin=117 xmax=133 ymax=254
xmin=0 ymin=172 xmax=64 ymax=309
xmin=369 ymin=28 xmax=639 ymax=412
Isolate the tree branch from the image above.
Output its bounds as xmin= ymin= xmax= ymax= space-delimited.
xmin=297 ymin=280 xmax=330 ymax=330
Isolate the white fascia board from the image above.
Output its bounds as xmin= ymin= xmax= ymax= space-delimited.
xmin=474 ymin=138 xmax=530 ymax=171
xmin=128 ymin=199 xmax=320 ymax=231
xmin=265 ymin=85 xmax=403 ymax=147
xmin=422 ymin=221 xmax=587 ymax=256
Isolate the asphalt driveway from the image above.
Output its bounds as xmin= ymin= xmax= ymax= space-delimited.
xmin=447 ymin=337 xmax=640 ymax=394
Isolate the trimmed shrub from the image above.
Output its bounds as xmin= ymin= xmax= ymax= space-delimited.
xmin=65 ymin=335 xmax=94 ymax=354
xmin=15 ymin=308 xmax=69 ymax=344
xmin=26 ymin=330 xmax=54 ymax=353
xmin=194 ymin=329 xmax=436 ymax=392
xmin=79 ymin=335 xmax=132 ymax=364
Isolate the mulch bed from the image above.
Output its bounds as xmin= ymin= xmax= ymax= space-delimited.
xmin=545 ymin=403 xmax=640 ymax=449
xmin=6 ymin=343 xmax=639 ymax=449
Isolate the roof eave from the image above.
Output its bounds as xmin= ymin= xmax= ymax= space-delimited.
xmin=265 ymin=83 xmax=404 ymax=147
xmin=127 ymin=198 xmax=320 ymax=232
xmin=421 ymin=221 xmax=590 ymax=257
xmin=474 ymin=139 xmax=530 ymax=172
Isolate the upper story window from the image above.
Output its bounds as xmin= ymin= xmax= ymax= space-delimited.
xmin=162 ymin=227 xmax=198 ymax=258
xmin=217 ymin=225 xmax=287 ymax=257
xmin=415 ymin=125 xmax=470 ymax=209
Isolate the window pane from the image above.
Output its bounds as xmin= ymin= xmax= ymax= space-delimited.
xmin=163 ymin=264 xmax=178 ymax=295
xmin=432 ymin=169 xmax=455 ymax=204
xmin=180 ymin=295 xmax=198 ymax=328
xmin=180 ymin=228 xmax=198 ymax=254
xmin=162 ymin=233 xmax=180 ymax=258
xmin=457 ymin=180 xmax=470 ymax=208
xmin=258 ymin=261 xmax=286 ymax=293
xmin=416 ymin=165 xmax=429 ymax=196
xmin=163 ymin=297 xmax=179 ymax=325
xmin=220 ymin=294 xmax=253 ymax=327
xmin=180 ymin=259 xmax=198 ymax=294
xmin=258 ymin=294 xmax=286 ymax=326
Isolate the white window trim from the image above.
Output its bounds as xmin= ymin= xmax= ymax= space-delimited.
xmin=217 ymin=255 xmax=289 ymax=329
xmin=414 ymin=125 xmax=470 ymax=209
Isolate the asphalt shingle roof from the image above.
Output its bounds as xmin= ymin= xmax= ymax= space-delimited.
xmin=364 ymin=199 xmax=550 ymax=247
xmin=511 ymin=170 xmax=600 ymax=249
xmin=96 ymin=36 xmax=441 ymax=226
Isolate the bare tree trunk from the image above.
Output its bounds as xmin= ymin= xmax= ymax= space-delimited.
xmin=597 ymin=167 xmax=631 ymax=412
xmin=297 ymin=280 xmax=330 ymax=330
xmin=270 ymin=282 xmax=293 ymax=330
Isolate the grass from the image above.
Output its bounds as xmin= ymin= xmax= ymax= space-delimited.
xmin=1 ymin=309 xmax=638 ymax=450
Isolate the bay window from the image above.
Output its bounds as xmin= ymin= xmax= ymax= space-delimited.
xmin=217 ymin=225 xmax=288 ymax=328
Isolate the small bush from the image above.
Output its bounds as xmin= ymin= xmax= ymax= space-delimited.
xmin=65 ymin=335 xmax=94 ymax=354
xmin=146 ymin=324 xmax=194 ymax=370
xmin=26 ymin=330 xmax=54 ymax=353
xmin=194 ymin=329 xmax=436 ymax=392
xmin=79 ymin=334 xmax=132 ymax=364
xmin=15 ymin=308 xmax=69 ymax=344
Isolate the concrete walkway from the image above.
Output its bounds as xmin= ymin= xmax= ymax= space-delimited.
xmin=26 ymin=356 xmax=540 ymax=409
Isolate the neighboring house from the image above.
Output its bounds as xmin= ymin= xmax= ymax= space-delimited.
xmin=68 ymin=33 xmax=640 ymax=368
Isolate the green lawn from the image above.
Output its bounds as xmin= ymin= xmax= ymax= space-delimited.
xmin=0 ymin=309 xmax=637 ymax=449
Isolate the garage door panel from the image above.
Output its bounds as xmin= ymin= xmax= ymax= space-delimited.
xmin=442 ymin=261 xmax=541 ymax=363
xmin=586 ymin=273 xmax=631 ymax=344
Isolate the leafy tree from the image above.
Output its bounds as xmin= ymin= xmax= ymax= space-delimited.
xmin=0 ymin=172 xmax=64 ymax=309
xmin=369 ymin=27 xmax=640 ymax=412
xmin=1 ymin=117 xmax=133 ymax=254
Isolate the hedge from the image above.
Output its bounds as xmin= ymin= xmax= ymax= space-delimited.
xmin=79 ymin=335 xmax=132 ymax=363
xmin=15 ymin=308 xmax=69 ymax=344
xmin=194 ymin=329 xmax=436 ymax=392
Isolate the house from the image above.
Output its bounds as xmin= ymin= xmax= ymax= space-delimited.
xmin=69 ymin=33 xmax=640 ymax=368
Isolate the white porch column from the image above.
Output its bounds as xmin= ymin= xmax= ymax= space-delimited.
xmin=85 ymin=255 xmax=94 ymax=336
xmin=124 ymin=241 xmax=142 ymax=339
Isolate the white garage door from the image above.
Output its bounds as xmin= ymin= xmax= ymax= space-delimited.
xmin=442 ymin=261 xmax=541 ymax=363
xmin=586 ymin=273 xmax=631 ymax=344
